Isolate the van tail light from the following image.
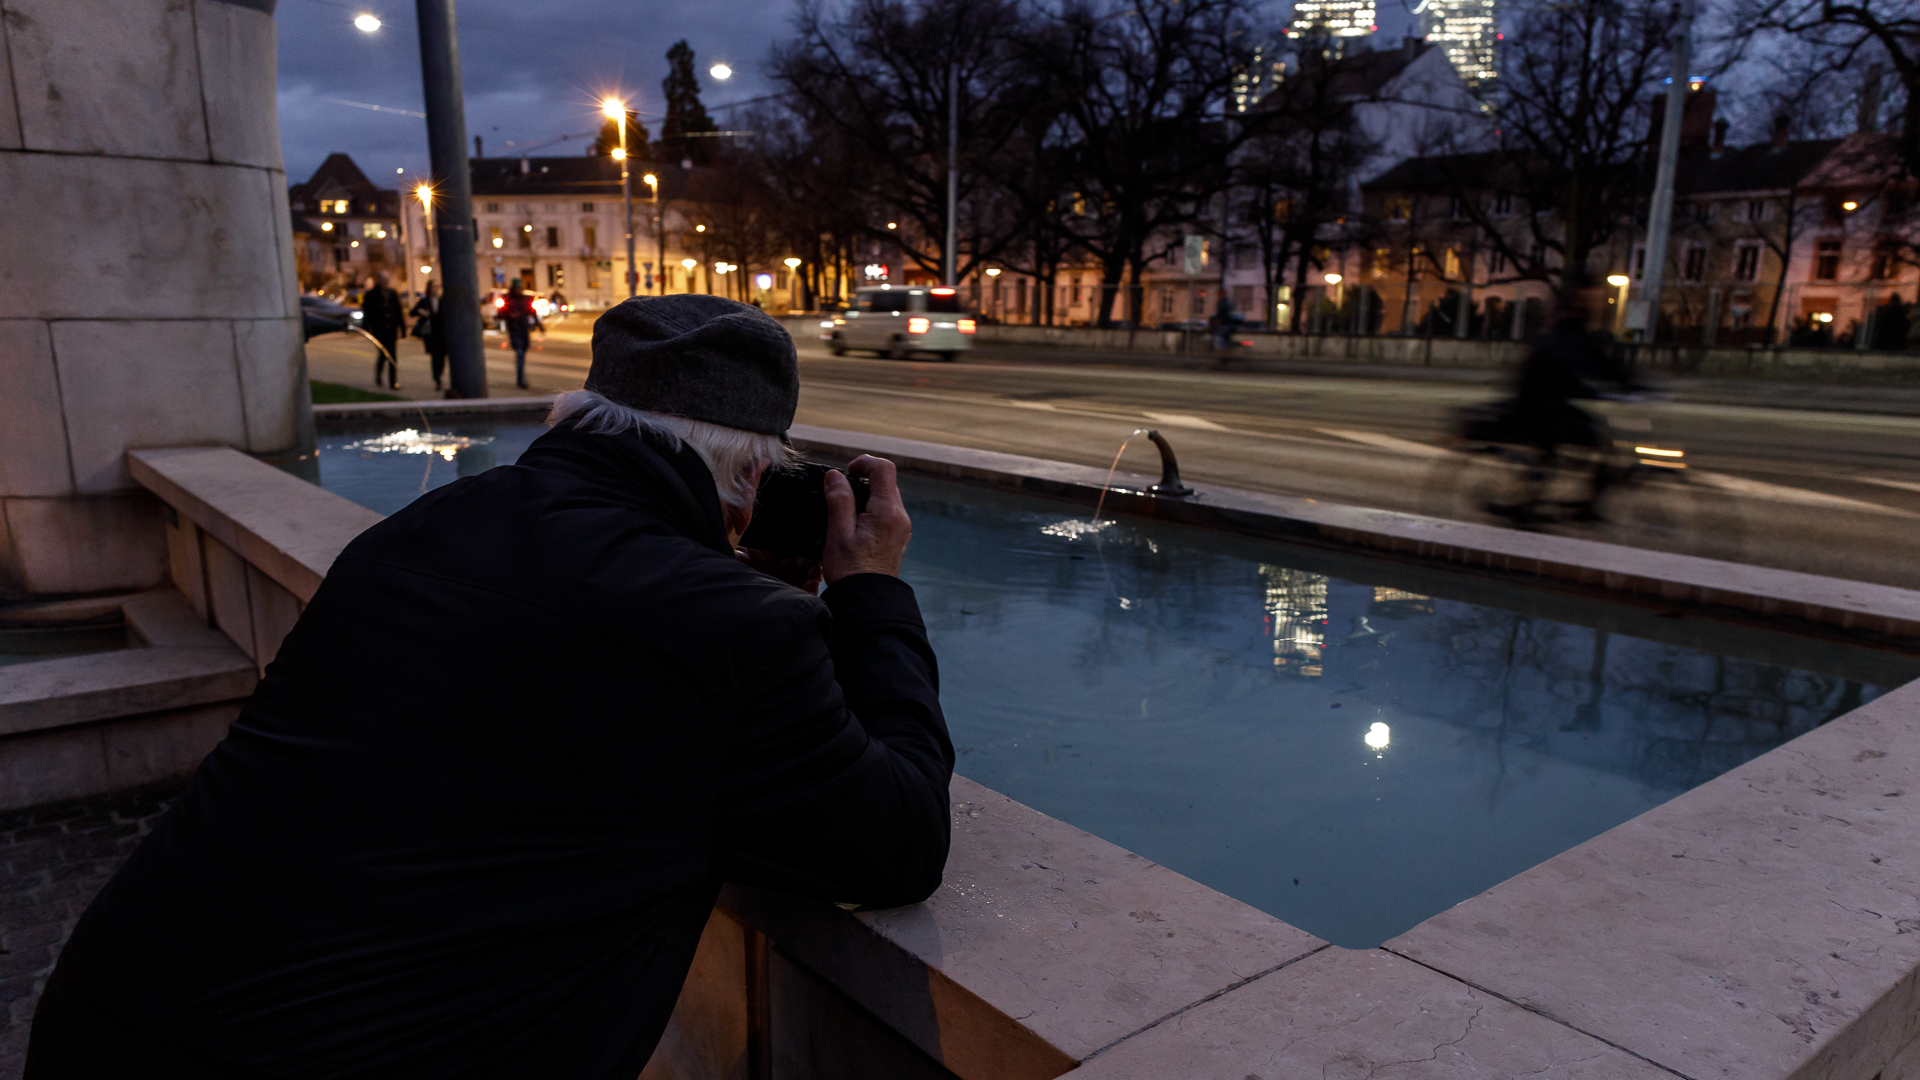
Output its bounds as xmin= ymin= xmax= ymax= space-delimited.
xmin=958 ymin=318 xmax=977 ymax=334
xmin=908 ymin=317 xmax=931 ymax=334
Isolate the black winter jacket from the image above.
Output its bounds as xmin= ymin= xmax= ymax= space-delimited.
xmin=37 ymin=424 xmax=952 ymax=1080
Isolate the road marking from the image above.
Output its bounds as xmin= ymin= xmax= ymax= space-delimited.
xmin=1316 ymin=428 xmax=1452 ymax=459
xmin=1856 ymin=476 xmax=1920 ymax=494
xmin=1692 ymin=471 xmax=1917 ymax=516
xmin=1002 ymin=400 xmax=1058 ymax=410
xmin=1142 ymin=412 xmax=1230 ymax=431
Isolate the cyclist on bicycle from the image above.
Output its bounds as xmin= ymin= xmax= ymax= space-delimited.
xmin=1494 ymin=287 xmax=1643 ymax=520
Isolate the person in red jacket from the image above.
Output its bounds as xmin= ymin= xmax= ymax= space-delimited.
xmin=501 ymin=278 xmax=544 ymax=389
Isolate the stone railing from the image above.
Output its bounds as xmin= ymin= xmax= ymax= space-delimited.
xmin=0 ymin=447 xmax=378 ymax=811
xmin=19 ymin=432 xmax=1910 ymax=1077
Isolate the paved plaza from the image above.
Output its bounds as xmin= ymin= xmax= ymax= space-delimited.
xmin=0 ymin=786 xmax=181 ymax=1079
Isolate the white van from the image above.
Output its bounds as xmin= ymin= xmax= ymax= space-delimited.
xmin=822 ymin=286 xmax=976 ymax=361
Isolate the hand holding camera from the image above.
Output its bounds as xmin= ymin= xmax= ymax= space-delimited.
xmin=737 ymin=455 xmax=911 ymax=588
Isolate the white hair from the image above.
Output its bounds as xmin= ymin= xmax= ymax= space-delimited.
xmin=547 ymin=389 xmax=791 ymax=511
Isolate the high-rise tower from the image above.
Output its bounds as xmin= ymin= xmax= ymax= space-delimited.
xmin=1290 ymin=0 xmax=1377 ymax=39
xmin=1417 ymin=0 xmax=1499 ymax=86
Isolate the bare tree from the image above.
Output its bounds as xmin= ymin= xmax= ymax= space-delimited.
xmin=1022 ymin=0 xmax=1265 ymax=326
xmin=1442 ymin=0 xmax=1683 ymax=292
xmin=1236 ymin=34 xmax=1382 ymax=332
xmin=772 ymin=0 xmax=1040 ymax=282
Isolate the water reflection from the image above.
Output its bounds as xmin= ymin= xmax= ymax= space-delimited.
xmin=1261 ymin=566 xmax=1328 ymax=677
xmin=896 ymin=478 xmax=1919 ymax=949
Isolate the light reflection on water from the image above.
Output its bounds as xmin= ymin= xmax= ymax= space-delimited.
xmin=308 ymin=422 xmax=1920 ymax=948
xmin=902 ymin=482 xmax=1916 ymax=948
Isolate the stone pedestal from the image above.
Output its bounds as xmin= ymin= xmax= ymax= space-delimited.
xmin=0 ymin=0 xmax=312 ymax=597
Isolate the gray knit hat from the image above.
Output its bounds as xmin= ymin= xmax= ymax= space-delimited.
xmin=586 ymin=295 xmax=798 ymax=435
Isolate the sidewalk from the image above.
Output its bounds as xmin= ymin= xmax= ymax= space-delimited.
xmin=303 ymin=323 xmax=1920 ymax=418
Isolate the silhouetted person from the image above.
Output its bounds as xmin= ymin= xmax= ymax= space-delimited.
xmin=501 ymin=279 xmax=544 ymax=390
xmin=1507 ymin=286 xmax=1639 ymax=515
xmin=26 ymin=296 xmax=950 ymax=1080
xmin=1210 ymin=292 xmax=1243 ymax=351
xmin=360 ymin=271 xmax=405 ymax=390
xmin=410 ymin=281 xmax=447 ymax=392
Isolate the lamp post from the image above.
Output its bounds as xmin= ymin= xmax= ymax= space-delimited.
xmin=1607 ymin=274 xmax=1632 ymax=336
xmin=644 ymin=173 xmax=662 ymax=294
xmin=413 ymin=182 xmax=433 ymax=296
xmin=1634 ymin=0 xmax=1695 ymax=343
xmin=604 ymin=97 xmax=637 ymax=300
xmin=415 ymin=0 xmax=485 ymax=398
xmin=784 ymin=256 xmax=803 ymax=309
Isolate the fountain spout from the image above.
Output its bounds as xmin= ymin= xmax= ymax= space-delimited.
xmin=1141 ymin=430 xmax=1195 ymax=498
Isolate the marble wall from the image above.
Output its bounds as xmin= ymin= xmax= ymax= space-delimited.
xmin=0 ymin=0 xmax=312 ymax=597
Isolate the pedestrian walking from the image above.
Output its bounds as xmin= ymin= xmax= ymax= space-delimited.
xmin=360 ymin=271 xmax=406 ymax=390
xmin=501 ymin=279 xmax=544 ymax=390
xmin=410 ymin=281 xmax=448 ymax=392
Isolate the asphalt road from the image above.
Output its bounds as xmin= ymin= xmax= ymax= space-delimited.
xmin=305 ymin=326 xmax=1920 ymax=590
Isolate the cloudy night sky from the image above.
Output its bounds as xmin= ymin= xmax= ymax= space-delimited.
xmin=274 ymin=0 xmax=1439 ymax=188
xmin=274 ymin=0 xmax=799 ymax=184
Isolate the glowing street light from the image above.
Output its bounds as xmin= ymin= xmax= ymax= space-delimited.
xmin=784 ymin=257 xmax=802 ymax=269
xmin=1607 ymin=274 xmax=1632 ymax=335
xmin=985 ymin=267 xmax=1001 ymax=277
xmin=710 ymin=63 xmax=733 ymax=80
xmin=695 ymin=224 xmax=706 ymax=233
xmin=353 ymin=12 xmax=381 ymax=32
xmin=1843 ymin=200 xmax=1859 ymax=212
xmin=1365 ymin=722 xmax=1390 ymax=751
xmin=886 ymin=222 xmax=898 ymax=230
xmin=602 ymin=96 xmax=638 ymax=297
xmin=415 ymin=184 xmax=432 ymax=209
xmin=320 ymin=221 xmax=334 ymax=232
xmin=1323 ymin=272 xmax=1342 ymax=285
xmin=682 ymin=258 xmax=697 ymax=269
xmin=420 ymin=264 xmax=433 ymax=275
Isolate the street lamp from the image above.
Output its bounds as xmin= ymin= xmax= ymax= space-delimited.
xmin=353 ymin=12 xmax=381 ymax=31
xmin=643 ymin=173 xmax=662 ymax=294
xmin=603 ymin=96 xmax=638 ymax=299
xmin=1607 ymin=273 xmax=1631 ymax=335
xmin=413 ymin=183 xmax=433 ymax=294
xmin=1323 ymin=273 xmax=1342 ymax=284
xmin=710 ymin=63 xmax=733 ymax=80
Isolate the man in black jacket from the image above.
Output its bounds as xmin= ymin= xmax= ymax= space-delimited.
xmin=26 ymin=296 xmax=952 ymax=1079
xmin=360 ymin=270 xmax=406 ymax=389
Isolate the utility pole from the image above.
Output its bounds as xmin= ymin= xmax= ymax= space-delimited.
xmin=945 ymin=61 xmax=959 ymax=287
xmin=1635 ymin=0 xmax=1693 ymax=344
xmin=416 ymin=0 xmax=486 ymax=398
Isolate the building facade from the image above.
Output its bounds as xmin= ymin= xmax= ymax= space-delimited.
xmin=287 ymin=154 xmax=403 ymax=295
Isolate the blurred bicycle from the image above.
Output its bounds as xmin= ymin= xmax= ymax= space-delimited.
xmin=1425 ymin=393 xmax=1687 ymax=527
xmin=1422 ymin=286 xmax=1696 ymax=535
